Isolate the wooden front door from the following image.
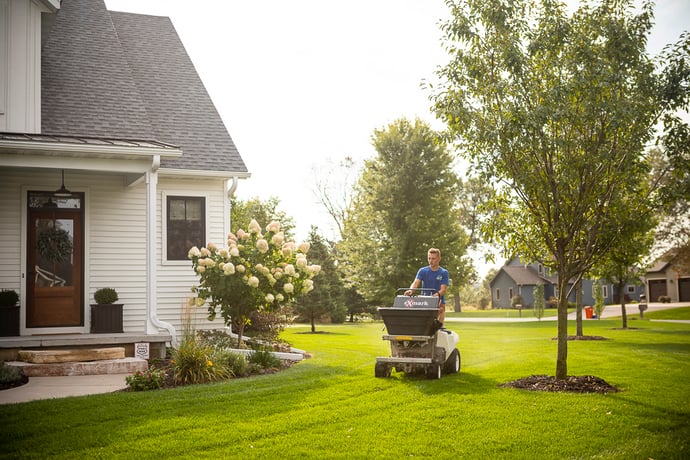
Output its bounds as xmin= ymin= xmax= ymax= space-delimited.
xmin=26 ymin=192 xmax=84 ymax=328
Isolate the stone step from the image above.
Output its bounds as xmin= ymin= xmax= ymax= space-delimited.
xmin=18 ymin=347 xmax=126 ymax=364
xmin=7 ymin=357 xmax=148 ymax=377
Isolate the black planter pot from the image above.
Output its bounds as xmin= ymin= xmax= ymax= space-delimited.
xmin=0 ymin=305 xmax=20 ymax=336
xmin=90 ymin=304 xmax=123 ymax=333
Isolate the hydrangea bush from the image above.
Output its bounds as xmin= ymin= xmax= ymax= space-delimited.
xmin=188 ymin=219 xmax=320 ymax=347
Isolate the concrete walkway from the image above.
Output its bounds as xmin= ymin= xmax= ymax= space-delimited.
xmin=0 ymin=373 xmax=128 ymax=405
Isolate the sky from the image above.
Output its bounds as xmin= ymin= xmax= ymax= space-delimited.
xmin=105 ymin=0 xmax=689 ymax=278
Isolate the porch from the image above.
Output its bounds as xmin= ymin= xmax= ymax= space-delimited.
xmin=0 ymin=332 xmax=171 ymax=361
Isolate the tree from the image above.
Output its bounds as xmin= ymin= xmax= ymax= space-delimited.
xmin=231 ymin=196 xmax=296 ymax=239
xmin=189 ymin=219 xmax=320 ymax=347
xmin=592 ymin=222 xmax=655 ymax=328
xmin=339 ymin=117 xmax=473 ymax=305
xmin=593 ymin=280 xmax=605 ymax=320
xmin=313 ymin=156 xmax=360 ymax=239
xmin=533 ymin=284 xmax=545 ymax=321
xmin=432 ymin=0 xmax=688 ymax=379
xmin=293 ymin=227 xmax=347 ymax=332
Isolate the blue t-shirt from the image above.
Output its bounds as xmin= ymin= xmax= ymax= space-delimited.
xmin=415 ymin=266 xmax=449 ymax=302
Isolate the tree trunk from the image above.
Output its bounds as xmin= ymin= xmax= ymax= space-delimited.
xmin=236 ymin=320 xmax=245 ymax=349
xmin=311 ymin=314 xmax=316 ymax=333
xmin=619 ymin=280 xmax=628 ymax=329
xmin=575 ymin=279 xmax=583 ymax=337
xmin=454 ymin=289 xmax=461 ymax=312
xmin=556 ymin=276 xmax=569 ymax=380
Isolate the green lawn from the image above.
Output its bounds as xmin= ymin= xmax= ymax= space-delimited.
xmin=1 ymin=319 xmax=688 ymax=459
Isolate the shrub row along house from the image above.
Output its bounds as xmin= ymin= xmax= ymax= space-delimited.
xmin=490 ymin=256 xmax=690 ymax=310
xmin=0 ymin=0 xmax=248 ymax=357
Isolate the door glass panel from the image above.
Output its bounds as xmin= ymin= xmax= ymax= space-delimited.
xmin=34 ymin=218 xmax=74 ymax=288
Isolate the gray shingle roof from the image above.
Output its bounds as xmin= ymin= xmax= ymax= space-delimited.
xmin=41 ymin=0 xmax=247 ymax=174
xmin=501 ymin=265 xmax=551 ymax=286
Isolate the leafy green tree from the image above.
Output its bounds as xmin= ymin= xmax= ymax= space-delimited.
xmin=294 ymin=228 xmax=347 ymax=332
xmin=533 ymin=284 xmax=545 ymax=321
xmin=231 ymin=196 xmax=296 ymax=239
xmin=592 ymin=223 xmax=655 ymax=328
xmin=593 ymin=280 xmax=605 ymax=320
xmin=339 ymin=118 xmax=473 ymax=305
xmin=432 ymin=0 xmax=688 ymax=379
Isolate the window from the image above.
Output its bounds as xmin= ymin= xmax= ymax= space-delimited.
xmin=602 ymin=285 xmax=609 ymax=298
xmin=167 ymin=196 xmax=205 ymax=261
xmin=495 ymin=289 xmax=500 ymax=300
xmin=626 ymin=285 xmax=636 ymax=294
xmin=509 ymin=288 xmax=514 ymax=299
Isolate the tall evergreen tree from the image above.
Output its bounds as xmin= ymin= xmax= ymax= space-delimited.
xmin=340 ymin=117 xmax=473 ymax=305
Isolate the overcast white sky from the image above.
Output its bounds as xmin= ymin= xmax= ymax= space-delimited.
xmin=106 ymin=0 xmax=688 ymax=277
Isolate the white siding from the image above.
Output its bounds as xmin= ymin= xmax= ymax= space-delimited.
xmin=0 ymin=171 xmax=23 ymax=291
xmin=0 ymin=169 xmax=229 ymax=337
xmin=156 ymin=177 xmax=227 ymax=334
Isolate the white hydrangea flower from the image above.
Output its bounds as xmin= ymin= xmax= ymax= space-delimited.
xmin=266 ymin=221 xmax=281 ymax=233
xmin=283 ymin=283 xmax=294 ymax=294
xmin=265 ymin=293 xmax=275 ymax=303
xmin=284 ymin=264 xmax=296 ymax=276
xmin=223 ymin=263 xmax=235 ymax=275
xmin=298 ymin=242 xmax=310 ymax=253
xmin=248 ymin=219 xmax=261 ymax=234
xmin=230 ymin=246 xmax=240 ymax=257
xmin=248 ymin=276 xmax=260 ymax=288
xmin=256 ymin=239 xmax=269 ymax=253
xmin=271 ymin=232 xmax=284 ymax=247
xmin=187 ymin=246 xmax=201 ymax=258
xmin=236 ymin=264 xmax=246 ymax=273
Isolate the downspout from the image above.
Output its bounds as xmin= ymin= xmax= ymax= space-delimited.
xmin=226 ymin=176 xmax=239 ymax=236
xmin=146 ymin=155 xmax=178 ymax=347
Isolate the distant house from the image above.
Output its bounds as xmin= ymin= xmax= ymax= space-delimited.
xmin=490 ymin=256 xmax=678 ymax=309
xmin=644 ymin=258 xmax=690 ymax=302
xmin=490 ymin=258 xmax=620 ymax=309
xmin=0 ymin=0 xmax=249 ymax=355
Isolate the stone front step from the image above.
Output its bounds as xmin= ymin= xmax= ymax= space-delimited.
xmin=7 ymin=357 xmax=147 ymax=377
xmin=18 ymin=347 xmax=126 ymax=364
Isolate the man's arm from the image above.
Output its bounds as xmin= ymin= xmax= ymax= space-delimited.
xmin=405 ymin=278 xmax=422 ymax=296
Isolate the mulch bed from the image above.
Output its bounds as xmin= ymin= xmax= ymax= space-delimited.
xmin=501 ymin=375 xmax=619 ymax=393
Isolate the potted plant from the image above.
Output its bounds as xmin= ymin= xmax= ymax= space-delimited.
xmin=0 ymin=289 xmax=20 ymax=336
xmin=90 ymin=287 xmax=123 ymax=333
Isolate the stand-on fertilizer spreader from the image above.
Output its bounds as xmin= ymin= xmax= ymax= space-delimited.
xmin=375 ymin=289 xmax=460 ymax=379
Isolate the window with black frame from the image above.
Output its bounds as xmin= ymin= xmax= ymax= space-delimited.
xmin=167 ymin=196 xmax=205 ymax=260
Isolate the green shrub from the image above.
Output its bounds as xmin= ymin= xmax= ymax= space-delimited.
xmin=213 ymin=348 xmax=249 ymax=377
xmin=94 ymin=288 xmax=118 ymax=304
xmin=171 ymin=337 xmax=230 ymax=385
xmin=125 ymin=368 xmax=165 ymax=391
xmin=0 ymin=289 xmax=19 ymax=306
xmin=0 ymin=362 xmax=25 ymax=385
xmin=249 ymin=349 xmax=281 ymax=370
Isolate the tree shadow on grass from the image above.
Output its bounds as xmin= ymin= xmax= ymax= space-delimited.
xmin=396 ymin=370 xmax=499 ymax=396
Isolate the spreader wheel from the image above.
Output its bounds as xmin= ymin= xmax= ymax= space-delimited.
xmin=444 ymin=349 xmax=460 ymax=374
xmin=426 ymin=363 xmax=442 ymax=379
xmin=375 ymin=362 xmax=391 ymax=378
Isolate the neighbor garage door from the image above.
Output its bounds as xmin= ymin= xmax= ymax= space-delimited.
xmin=679 ymin=278 xmax=690 ymax=302
xmin=648 ymin=279 xmax=667 ymax=302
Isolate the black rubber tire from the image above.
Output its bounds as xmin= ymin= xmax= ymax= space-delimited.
xmin=375 ymin=362 xmax=391 ymax=378
xmin=426 ymin=363 xmax=442 ymax=379
xmin=444 ymin=349 xmax=460 ymax=374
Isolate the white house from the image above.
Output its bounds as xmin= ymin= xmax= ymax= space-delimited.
xmin=0 ymin=0 xmax=249 ymax=358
